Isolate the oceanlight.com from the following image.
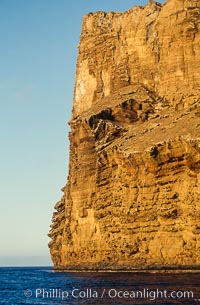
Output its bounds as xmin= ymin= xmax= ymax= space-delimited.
xmin=24 ymin=287 xmax=197 ymax=301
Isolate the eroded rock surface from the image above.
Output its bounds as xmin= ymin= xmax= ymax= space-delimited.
xmin=49 ymin=0 xmax=200 ymax=270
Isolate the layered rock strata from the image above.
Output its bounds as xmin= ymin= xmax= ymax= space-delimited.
xmin=49 ymin=0 xmax=200 ymax=270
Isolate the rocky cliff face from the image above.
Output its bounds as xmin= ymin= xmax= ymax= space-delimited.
xmin=48 ymin=0 xmax=200 ymax=270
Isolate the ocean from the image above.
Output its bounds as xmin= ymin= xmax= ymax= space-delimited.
xmin=0 ymin=267 xmax=200 ymax=304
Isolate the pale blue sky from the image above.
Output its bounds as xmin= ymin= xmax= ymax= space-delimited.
xmin=0 ymin=0 xmax=164 ymax=266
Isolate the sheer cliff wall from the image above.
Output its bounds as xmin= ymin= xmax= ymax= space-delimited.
xmin=49 ymin=0 xmax=200 ymax=270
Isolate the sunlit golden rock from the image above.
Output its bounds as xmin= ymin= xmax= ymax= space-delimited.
xmin=49 ymin=0 xmax=200 ymax=271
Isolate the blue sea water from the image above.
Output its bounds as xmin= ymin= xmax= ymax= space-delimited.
xmin=0 ymin=267 xmax=200 ymax=304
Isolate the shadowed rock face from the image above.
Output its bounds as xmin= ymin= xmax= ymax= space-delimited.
xmin=48 ymin=0 xmax=200 ymax=270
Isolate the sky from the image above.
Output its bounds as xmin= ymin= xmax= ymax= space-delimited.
xmin=0 ymin=0 xmax=165 ymax=266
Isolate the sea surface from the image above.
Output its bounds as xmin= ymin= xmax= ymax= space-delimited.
xmin=0 ymin=267 xmax=200 ymax=304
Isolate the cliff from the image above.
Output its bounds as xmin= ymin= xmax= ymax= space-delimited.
xmin=48 ymin=0 xmax=200 ymax=270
